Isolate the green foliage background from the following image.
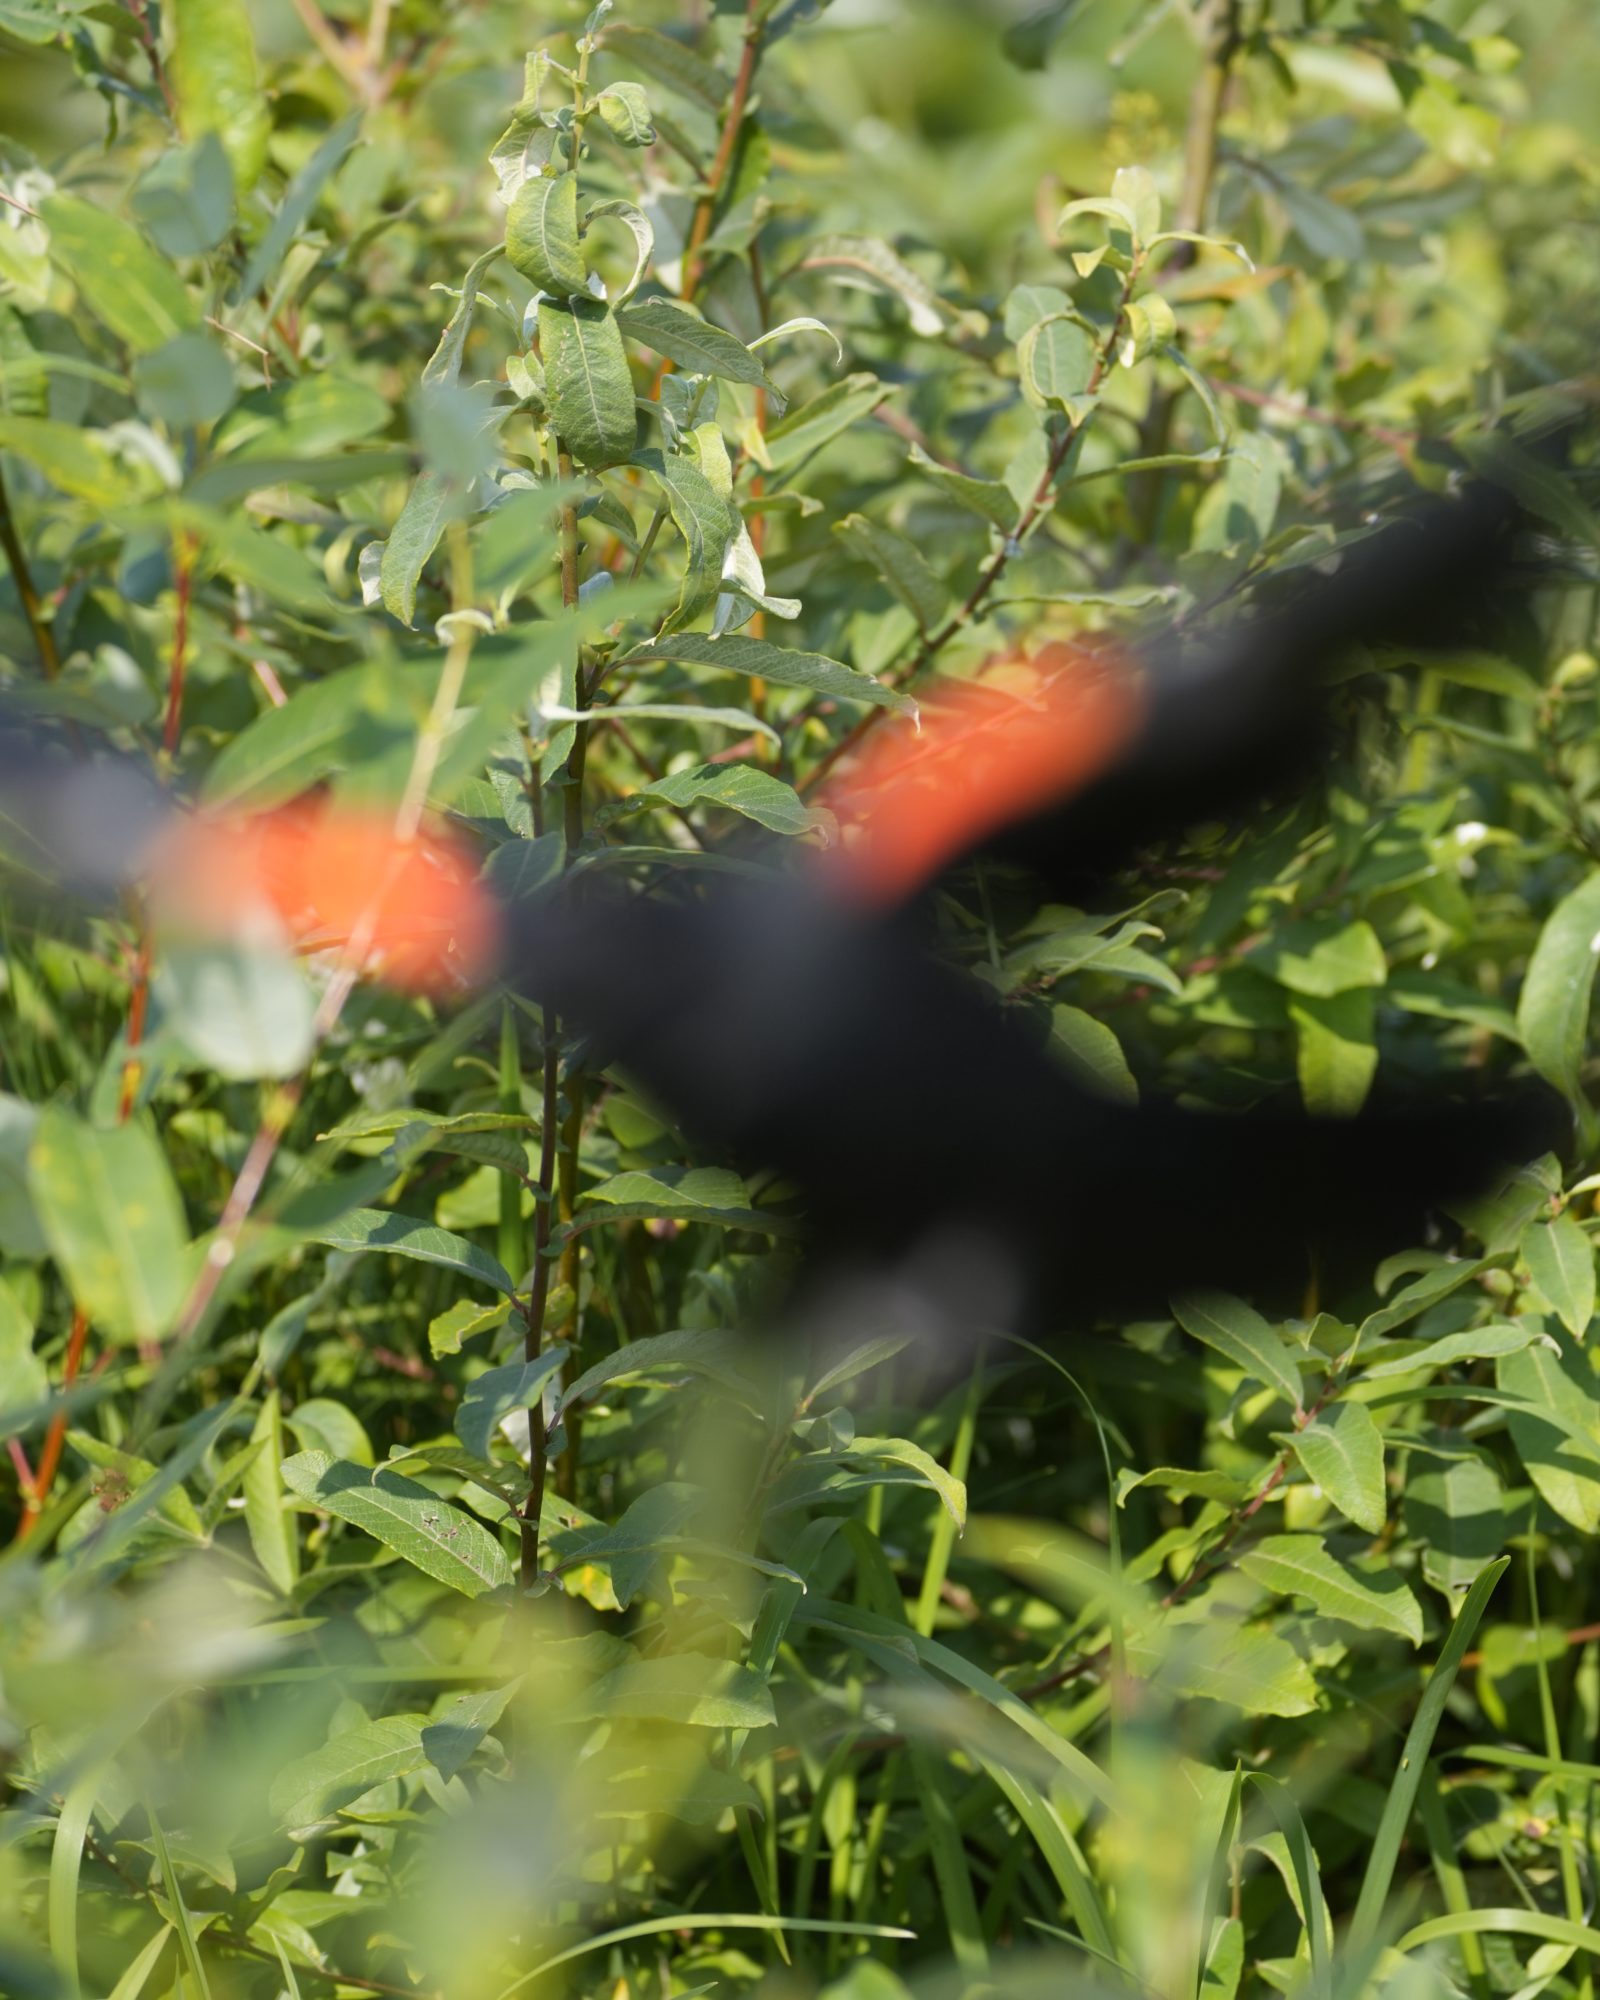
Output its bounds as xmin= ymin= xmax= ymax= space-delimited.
xmin=2 ymin=1 xmax=1600 ymax=1996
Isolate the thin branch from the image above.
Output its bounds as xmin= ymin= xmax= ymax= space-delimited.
xmin=0 ymin=458 xmax=61 ymax=679
xmin=801 ymin=265 xmax=1143 ymax=795
xmin=681 ymin=0 xmax=766 ymax=302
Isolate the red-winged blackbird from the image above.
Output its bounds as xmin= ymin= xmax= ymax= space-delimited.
xmin=0 ymin=479 xmax=1566 ymax=1335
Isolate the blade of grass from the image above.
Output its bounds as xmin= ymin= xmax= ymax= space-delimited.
xmin=913 ymin=1344 xmax=984 ymax=1637
xmin=48 ymin=1768 xmax=98 ymax=1994
xmin=1348 ymin=1556 xmax=1509 ymax=1954
xmin=1527 ymin=1523 xmax=1593 ymax=2000
xmin=107 ymin=1926 xmax=174 ymax=2000
xmin=1416 ymin=1767 xmax=1489 ymax=2000
xmin=145 ymin=1796 xmax=213 ymax=2000
xmin=908 ymin=1743 xmax=989 ymax=1975
xmin=1398 ymin=1911 xmax=1600 ymax=1960
xmin=1192 ymin=1765 xmax=1243 ymax=2000
xmin=494 ymin=1915 xmax=915 ymax=1997
xmin=1246 ymin=1772 xmax=1330 ymax=1999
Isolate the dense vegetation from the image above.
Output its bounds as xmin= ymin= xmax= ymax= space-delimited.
xmin=2 ymin=0 xmax=1600 ymax=1994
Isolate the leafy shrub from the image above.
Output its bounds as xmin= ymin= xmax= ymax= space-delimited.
xmin=1 ymin=1 xmax=1600 ymax=1995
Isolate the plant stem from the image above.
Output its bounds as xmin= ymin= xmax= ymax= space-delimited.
xmin=149 ymin=531 xmax=485 ymax=1377
xmin=1127 ymin=0 xmax=1241 ymax=541
xmin=0 ymin=458 xmax=61 ymax=679
xmin=161 ymin=531 xmax=196 ymax=759
xmin=682 ymin=0 xmax=767 ymax=302
xmin=802 ymin=264 xmax=1142 ymax=794
xmin=519 ymin=1034 xmax=562 ymax=1588
xmin=553 ymin=449 xmax=587 ymax=1499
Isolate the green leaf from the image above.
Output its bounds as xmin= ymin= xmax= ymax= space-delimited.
xmin=1360 ymin=1257 xmax=1492 ymax=1342
xmin=1171 ymin=1289 xmax=1304 ymax=1410
xmin=1458 ymin=431 xmax=1599 ymax=550
xmin=1518 ymin=870 xmax=1600 ymax=1116
xmin=579 ymin=1656 xmax=776 ymax=1730
xmin=153 ymin=936 xmax=315 ymax=1082
xmin=595 ymin=80 xmax=655 ymax=146
xmin=1253 ymin=917 xmax=1386 ymax=997
xmin=379 ymin=468 xmax=459 ymax=628
xmin=455 ymin=1349 xmax=569 ymax=1461
xmin=763 ymin=374 xmax=891 ymax=474
xmin=1287 ymin=1400 xmax=1387 ymax=1533
xmin=539 ymin=295 xmax=638 ymax=470
xmin=1111 ymin=165 xmax=1161 ymax=241
xmin=267 ymin=1713 xmax=430 ymax=1833
xmin=422 ymin=1681 xmax=522 ymax=1782
xmin=906 ymin=442 xmax=1020 ymax=531
xmin=131 ymin=133 xmax=234 ymax=259
xmin=1115 ymin=1465 xmax=1249 ymax=1506
xmin=282 ymin=1450 xmax=514 ymax=1596
xmin=423 ymin=245 xmax=505 ymax=389
xmin=1402 ymin=1444 xmax=1505 ymax=1594
xmin=0 ymin=416 xmax=135 ymax=509
xmin=631 ymin=446 xmax=738 ymax=631
xmin=0 ymin=1277 xmax=45 ymax=1416
xmin=1362 ymin=1321 xmax=1535 ymax=1381
xmin=169 ymin=0 xmax=270 ymax=193
xmin=41 ymin=195 xmax=197 ymax=354
xmin=846 ymin=1436 xmax=966 ymax=1528
xmin=1002 ymin=282 xmax=1075 ymax=341
xmin=284 ymin=1396 xmax=373 ymax=1467
xmin=297 ymin=1209 xmax=516 ymax=1297
xmin=833 ymin=514 xmax=947 ymax=633
xmin=1498 ymin=1334 xmax=1600 ymax=1533
xmin=559 ymin=1327 xmax=750 ymax=1415
xmin=617 ymin=298 xmax=769 ymax=385
xmin=0 ymin=1096 xmax=44 ymax=1258
xmin=1522 ymin=1211 xmax=1595 ymax=1337
xmin=506 ymin=172 xmax=588 ymax=297
xmin=28 ymin=1109 xmax=188 ymax=1346
xmin=1193 ymin=431 xmax=1283 ymax=553
xmin=201 ymin=663 xmax=376 ymax=807
xmin=1130 ymin=1620 xmax=1319 ymax=1717
xmin=1019 ymin=314 xmax=1096 ymax=409
xmin=133 ymin=331 xmax=236 ymax=430
xmin=568 ymin=1165 xmax=800 ymax=1238
xmin=598 ymin=22 xmax=728 ymax=109
xmin=428 ymin=1296 xmax=513 ymax=1360
xmin=617 ymin=633 xmax=916 ymax=717
xmin=243 ymin=1395 xmax=297 ymax=1595
xmin=1048 ymin=1004 xmax=1137 ymax=1105
xmin=802 ymin=234 xmax=952 ymax=338
xmin=1290 ymin=988 xmax=1378 ymax=1116
xmin=232 ymin=111 xmax=362 ymax=306
xmin=596 ymin=763 xmax=830 ymax=839
xmin=583 ymin=198 xmax=653 ymax=303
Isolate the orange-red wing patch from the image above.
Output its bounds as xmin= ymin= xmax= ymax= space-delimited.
xmin=149 ymin=804 xmax=499 ymax=994
xmin=819 ymin=643 xmax=1147 ymax=906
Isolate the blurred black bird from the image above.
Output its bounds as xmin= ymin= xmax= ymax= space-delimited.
xmin=502 ymin=480 xmax=1565 ymax=1330
xmin=0 ymin=477 xmax=1567 ymax=1339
